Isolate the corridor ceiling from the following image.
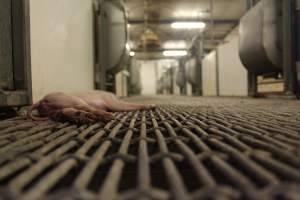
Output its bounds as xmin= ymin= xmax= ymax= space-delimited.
xmin=124 ymin=0 xmax=248 ymax=59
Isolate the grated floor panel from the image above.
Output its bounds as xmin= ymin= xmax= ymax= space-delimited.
xmin=0 ymin=96 xmax=300 ymax=200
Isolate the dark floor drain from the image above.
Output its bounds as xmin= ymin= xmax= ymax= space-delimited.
xmin=0 ymin=97 xmax=300 ymax=200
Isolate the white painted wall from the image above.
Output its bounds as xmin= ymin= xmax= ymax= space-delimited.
xmin=200 ymin=27 xmax=247 ymax=96
xmin=202 ymin=51 xmax=217 ymax=96
xmin=115 ymin=71 xmax=128 ymax=97
xmin=139 ymin=59 xmax=180 ymax=95
xmin=217 ymin=29 xmax=248 ymax=96
xmin=30 ymin=0 xmax=94 ymax=101
xmin=140 ymin=61 xmax=157 ymax=95
xmin=187 ymin=83 xmax=193 ymax=96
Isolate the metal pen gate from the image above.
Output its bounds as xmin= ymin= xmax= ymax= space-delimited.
xmin=0 ymin=0 xmax=31 ymax=108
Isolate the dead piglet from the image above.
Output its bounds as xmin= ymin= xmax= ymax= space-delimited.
xmin=27 ymin=91 xmax=153 ymax=124
xmin=27 ymin=93 xmax=113 ymax=124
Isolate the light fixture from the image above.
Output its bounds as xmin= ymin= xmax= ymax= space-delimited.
xmin=126 ymin=43 xmax=131 ymax=51
xmin=163 ymin=50 xmax=188 ymax=57
xmin=163 ymin=40 xmax=187 ymax=49
xmin=171 ymin=22 xmax=206 ymax=29
xmin=129 ymin=51 xmax=135 ymax=56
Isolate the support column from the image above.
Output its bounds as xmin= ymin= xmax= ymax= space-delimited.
xmin=282 ymin=0 xmax=298 ymax=94
xmin=0 ymin=0 xmax=13 ymax=90
xmin=215 ymin=48 xmax=220 ymax=96
xmin=179 ymin=58 xmax=187 ymax=95
xmin=244 ymin=0 xmax=258 ymax=97
xmin=170 ymin=66 xmax=175 ymax=95
xmin=247 ymin=72 xmax=257 ymax=97
xmin=93 ymin=0 xmax=107 ymax=90
xmin=193 ymin=38 xmax=203 ymax=96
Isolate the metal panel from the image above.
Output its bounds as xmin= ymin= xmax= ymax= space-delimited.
xmin=163 ymin=70 xmax=172 ymax=92
xmin=282 ymin=0 xmax=298 ymax=94
xmin=239 ymin=0 xmax=282 ymax=75
xmin=129 ymin=60 xmax=142 ymax=94
xmin=0 ymin=90 xmax=28 ymax=107
xmin=12 ymin=0 xmax=26 ymax=89
xmin=0 ymin=0 xmax=14 ymax=90
xmin=99 ymin=0 xmax=128 ymax=74
xmin=185 ymin=58 xmax=198 ymax=85
xmin=175 ymin=66 xmax=185 ymax=88
xmin=0 ymin=0 xmax=31 ymax=107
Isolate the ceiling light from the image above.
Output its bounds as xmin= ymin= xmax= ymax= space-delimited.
xmin=129 ymin=51 xmax=135 ymax=56
xmin=171 ymin=22 xmax=206 ymax=29
xmin=163 ymin=40 xmax=187 ymax=49
xmin=163 ymin=50 xmax=188 ymax=57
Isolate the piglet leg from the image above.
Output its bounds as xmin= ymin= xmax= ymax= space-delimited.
xmin=62 ymin=108 xmax=98 ymax=124
xmin=73 ymin=105 xmax=114 ymax=121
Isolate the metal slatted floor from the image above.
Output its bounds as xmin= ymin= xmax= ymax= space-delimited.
xmin=0 ymin=96 xmax=300 ymax=200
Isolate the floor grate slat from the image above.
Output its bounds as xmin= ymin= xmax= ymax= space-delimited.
xmin=0 ymin=96 xmax=300 ymax=199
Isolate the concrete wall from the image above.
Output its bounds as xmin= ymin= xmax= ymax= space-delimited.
xmin=30 ymin=0 xmax=94 ymax=101
xmin=217 ymin=29 xmax=248 ymax=96
xmin=187 ymin=83 xmax=193 ymax=96
xmin=115 ymin=71 xmax=128 ymax=97
xmin=201 ymin=28 xmax=248 ymax=96
xmin=140 ymin=61 xmax=157 ymax=95
xmin=139 ymin=59 xmax=179 ymax=95
xmin=202 ymin=51 xmax=217 ymax=96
